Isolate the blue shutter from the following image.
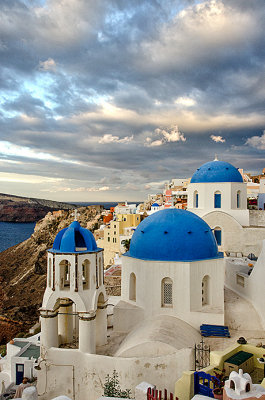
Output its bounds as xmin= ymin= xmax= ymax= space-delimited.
xmin=214 ymin=193 xmax=221 ymax=208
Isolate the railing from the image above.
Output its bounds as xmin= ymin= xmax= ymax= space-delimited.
xmin=147 ymin=387 xmax=178 ymax=400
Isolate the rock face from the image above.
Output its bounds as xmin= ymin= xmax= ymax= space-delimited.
xmin=0 ymin=193 xmax=76 ymax=222
xmin=0 ymin=206 xmax=104 ymax=343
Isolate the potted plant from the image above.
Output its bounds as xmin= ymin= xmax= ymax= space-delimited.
xmin=211 ymin=368 xmax=226 ymax=400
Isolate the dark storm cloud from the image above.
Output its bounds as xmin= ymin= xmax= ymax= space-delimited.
xmin=0 ymin=0 xmax=265 ymax=200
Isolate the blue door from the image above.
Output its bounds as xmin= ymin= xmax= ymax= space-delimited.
xmin=214 ymin=229 xmax=222 ymax=245
xmin=16 ymin=363 xmax=24 ymax=385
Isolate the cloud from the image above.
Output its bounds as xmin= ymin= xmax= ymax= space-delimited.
xmin=211 ymin=135 xmax=226 ymax=143
xmin=245 ymin=131 xmax=265 ymax=150
xmin=42 ymin=185 xmax=110 ymax=193
xmin=98 ymin=134 xmax=134 ymax=144
xmin=175 ymin=97 xmax=196 ymax=107
xmin=146 ymin=125 xmax=186 ymax=146
xmin=39 ymin=58 xmax=56 ymax=71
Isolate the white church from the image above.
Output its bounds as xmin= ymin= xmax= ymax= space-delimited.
xmin=36 ymin=159 xmax=265 ymax=400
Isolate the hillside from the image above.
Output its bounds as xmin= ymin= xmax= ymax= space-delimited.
xmin=0 ymin=192 xmax=75 ymax=222
xmin=0 ymin=205 xmax=104 ymax=344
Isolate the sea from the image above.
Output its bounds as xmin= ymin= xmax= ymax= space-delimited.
xmin=0 ymin=201 xmax=140 ymax=253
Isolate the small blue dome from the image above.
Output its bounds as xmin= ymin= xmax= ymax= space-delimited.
xmin=152 ymin=203 xmax=159 ymax=207
xmin=126 ymin=209 xmax=222 ymax=262
xmin=52 ymin=221 xmax=98 ymax=253
xmin=191 ymin=160 xmax=243 ymax=183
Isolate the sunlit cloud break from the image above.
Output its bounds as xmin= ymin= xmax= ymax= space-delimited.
xmin=0 ymin=141 xmax=81 ymax=165
xmin=98 ymin=134 xmax=134 ymax=144
xmin=146 ymin=125 xmax=186 ymax=147
xmin=245 ymin=130 xmax=265 ymax=150
xmin=211 ymin=135 xmax=226 ymax=143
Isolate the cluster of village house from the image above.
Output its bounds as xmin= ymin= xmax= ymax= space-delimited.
xmin=1 ymin=158 xmax=265 ymax=400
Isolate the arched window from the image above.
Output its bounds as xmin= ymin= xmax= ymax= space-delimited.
xmin=82 ymin=259 xmax=90 ymax=289
xmin=161 ymin=277 xmax=173 ymax=307
xmin=202 ymin=275 xmax=210 ymax=306
xmin=59 ymin=260 xmax=71 ymax=289
xmin=246 ymin=383 xmax=250 ymax=392
xmin=48 ymin=258 xmax=52 ymax=287
xmin=230 ymin=380 xmax=235 ymax=390
xmin=194 ymin=191 xmax=199 ymax=208
xmin=214 ymin=227 xmax=222 ymax=246
xmin=99 ymin=258 xmax=102 ymax=286
xmin=237 ymin=190 xmax=241 ymax=208
xmin=214 ymin=191 xmax=221 ymax=208
xmin=129 ymin=272 xmax=136 ymax=301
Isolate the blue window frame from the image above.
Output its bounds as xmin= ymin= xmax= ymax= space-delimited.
xmin=214 ymin=229 xmax=222 ymax=245
xmin=214 ymin=193 xmax=221 ymax=208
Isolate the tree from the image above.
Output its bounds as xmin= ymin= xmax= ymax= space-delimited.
xmin=122 ymin=239 xmax=131 ymax=252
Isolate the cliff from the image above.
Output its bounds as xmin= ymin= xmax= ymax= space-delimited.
xmin=0 ymin=205 xmax=104 ymax=344
xmin=0 ymin=192 xmax=76 ymax=222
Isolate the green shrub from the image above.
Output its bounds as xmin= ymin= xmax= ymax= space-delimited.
xmin=103 ymin=370 xmax=131 ymax=398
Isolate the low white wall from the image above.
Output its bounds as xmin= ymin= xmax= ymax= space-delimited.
xmin=37 ymin=346 xmax=193 ymax=400
xmin=225 ymin=241 xmax=265 ymax=329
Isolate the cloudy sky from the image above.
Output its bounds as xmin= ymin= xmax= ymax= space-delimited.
xmin=1 ymin=0 xmax=265 ymax=202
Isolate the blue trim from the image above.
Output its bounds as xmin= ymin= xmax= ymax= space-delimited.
xmin=48 ymin=247 xmax=103 ymax=254
xmin=124 ymin=252 xmax=223 ymax=262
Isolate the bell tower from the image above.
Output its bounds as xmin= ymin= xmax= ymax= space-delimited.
xmin=40 ymin=215 xmax=107 ymax=354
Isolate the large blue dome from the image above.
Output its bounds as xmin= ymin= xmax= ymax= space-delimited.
xmin=51 ymin=221 xmax=99 ymax=253
xmin=126 ymin=209 xmax=222 ymax=262
xmin=191 ymin=160 xmax=243 ymax=183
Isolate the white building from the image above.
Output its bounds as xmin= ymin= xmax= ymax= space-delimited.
xmin=0 ymin=336 xmax=40 ymax=389
xmin=187 ymin=159 xmax=265 ymax=257
xmin=114 ymin=209 xmax=224 ymax=333
xmin=40 ymin=219 xmax=107 ymax=354
xmin=38 ymin=210 xmax=225 ymax=400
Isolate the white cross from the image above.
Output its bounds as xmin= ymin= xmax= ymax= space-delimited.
xmin=71 ymin=209 xmax=80 ymax=221
xmin=214 ymin=154 xmax=219 ymax=161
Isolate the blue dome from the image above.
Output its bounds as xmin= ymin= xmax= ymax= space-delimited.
xmin=126 ymin=209 xmax=222 ymax=262
xmin=191 ymin=161 xmax=243 ymax=183
xmin=52 ymin=221 xmax=98 ymax=253
xmin=152 ymin=203 xmax=159 ymax=207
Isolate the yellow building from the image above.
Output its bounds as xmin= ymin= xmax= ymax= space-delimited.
xmin=101 ymin=214 xmax=142 ymax=268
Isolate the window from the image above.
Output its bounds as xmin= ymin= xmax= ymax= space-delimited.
xmin=194 ymin=191 xmax=199 ymax=208
xmin=129 ymin=273 xmax=136 ymax=301
xmin=161 ymin=277 xmax=173 ymax=307
xmin=48 ymin=258 xmax=52 ymax=287
xmin=108 ymin=237 xmax=110 ymax=242
xmin=202 ymin=275 xmax=210 ymax=306
xmin=230 ymin=380 xmax=235 ymax=390
xmin=214 ymin=191 xmax=221 ymax=208
xmin=237 ymin=191 xmax=241 ymax=208
xmin=82 ymin=259 xmax=90 ymax=289
xmin=59 ymin=260 xmax=71 ymax=289
xmin=99 ymin=258 xmax=102 ymax=286
xmin=214 ymin=227 xmax=222 ymax=245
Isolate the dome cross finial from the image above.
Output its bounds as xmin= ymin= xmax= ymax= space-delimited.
xmin=214 ymin=154 xmax=219 ymax=161
xmin=71 ymin=209 xmax=80 ymax=221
